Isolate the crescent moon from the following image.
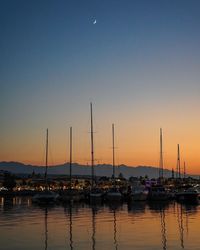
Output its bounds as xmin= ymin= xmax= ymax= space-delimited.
xmin=93 ymin=20 xmax=97 ymax=24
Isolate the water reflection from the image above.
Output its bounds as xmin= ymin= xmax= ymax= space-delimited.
xmin=160 ymin=207 xmax=167 ymax=250
xmin=91 ymin=207 xmax=96 ymax=250
xmin=69 ymin=205 xmax=73 ymax=250
xmin=108 ymin=201 xmax=122 ymax=211
xmin=148 ymin=202 xmax=194 ymax=250
xmin=148 ymin=200 xmax=170 ymax=212
xmin=176 ymin=203 xmax=194 ymax=249
xmin=113 ymin=209 xmax=118 ymax=250
xmin=0 ymin=197 xmax=4 ymax=208
xmin=90 ymin=202 xmax=103 ymax=250
xmin=1 ymin=196 xmax=32 ymax=211
xmin=0 ymin=197 xmax=200 ymax=250
xmin=108 ymin=203 xmax=120 ymax=250
xmin=3 ymin=196 xmax=14 ymax=210
xmin=64 ymin=204 xmax=74 ymax=250
xmin=127 ymin=201 xmax=146 ymax=213
xmin=175 ymin=203 xmax=199 ymax=249
xmin=148 ymin=201 xmax=169 ymax=250
xmin=90 ymin=202 xmax=120 ymax=250
xmin=38 ymin=205 xmax=56 ymax=250
xmin=44 ymin=207 xmax=48 ymax=250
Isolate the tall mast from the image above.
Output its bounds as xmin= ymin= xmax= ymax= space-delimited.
xmin=159 ymin=128 xmax=164 ymax=179
xmin=176 ymin=144 xmax=181 ymax=179
xmin=183 ymin=161 xmax=186 ymax=179
xmin=69 ymin=126 xmax=72 ymax=190
xmin=90 ymin=102 xmax=94 ymax=188
xmin=45 ymin=128 xmax=48 ymax=189
xmin=112 ymin=123 xmax=116 ymax=186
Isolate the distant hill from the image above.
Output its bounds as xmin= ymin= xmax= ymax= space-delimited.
xmin=1 ymin=161 xmax=197 ymax=179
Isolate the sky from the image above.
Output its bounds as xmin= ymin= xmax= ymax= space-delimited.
xmin=1 ymin=0 xmax=200 ymax=174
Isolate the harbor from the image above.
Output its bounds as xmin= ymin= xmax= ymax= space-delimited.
xmin=0 ymin=195 xmax=200 ymax=250
xmin=1 ymin=0 xmax=200 ymax=249
xmin=1 ymin=174 xmax=200 ymax=205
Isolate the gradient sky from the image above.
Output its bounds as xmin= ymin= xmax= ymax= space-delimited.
xmin=1 ymin=0 xmax=200 ymax=174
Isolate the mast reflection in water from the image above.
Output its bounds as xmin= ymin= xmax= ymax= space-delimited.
xmin=0 ymin=197 xmax=200 ymax=250
xmin=91 ymin=206 xmax=96 ymax=250
xmin=44 ymin=207 xmax=48 ymax=250
xmin=113 ymin=209 xmax=118 ymax=250
xmin=64 ymin=204 xmax=74 ymax=250
xmin=160 ymin=206 xmax=167 ymax=250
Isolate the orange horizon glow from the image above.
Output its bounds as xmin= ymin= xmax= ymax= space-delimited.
xmin=1 ymin=97 xmax=200 ymax=175
xmin=1 ymin=126 xmax=199 ymax=175
xmin=1 ymin=141 xmax=200 ymax=175
xmin=0 ymin=125 xmax=200 ymax=175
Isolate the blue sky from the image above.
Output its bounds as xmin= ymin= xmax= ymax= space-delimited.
xmin=1 ymin=0 xmax=200 ymax=172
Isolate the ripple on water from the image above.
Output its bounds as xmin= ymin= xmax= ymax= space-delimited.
xmin=0 ymin=197 xmax=200 ymax=250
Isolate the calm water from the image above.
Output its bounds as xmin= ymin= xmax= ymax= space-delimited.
xmin=0 ymin=197 xmax=200 ymax=250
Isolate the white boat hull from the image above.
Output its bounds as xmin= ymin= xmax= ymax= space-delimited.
xmin=32 ymin=191 xmax=59 ymax=204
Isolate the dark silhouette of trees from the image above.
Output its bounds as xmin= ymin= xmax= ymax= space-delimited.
xmin=118 ymin=172 xmax=126 ymax=180
xmin=3 ymin=172 xmax=16 ymax=191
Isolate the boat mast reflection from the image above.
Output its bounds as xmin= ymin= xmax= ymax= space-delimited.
xmin=69 ymin=205 xmax=73 ymax=250
xmin=149 ymin=202 xmax=168 ymax=250
xmin=160 ymin=207 xmax=167 ymax=250
xmin=109 ymin=203 xmax=121 ymax=250
xmin=44 ymin=207 xmax=48 ymax=250
xmin=113 ymin=209 xmax=118 ymax=250
xmin=64 ymin=204 xmax=74 ymax=250
xmin=91 ymin=207 xmax=96 ymax=250
xmin=177 ymin=203 xmax=184 ymax=249
xmin=185 ymin=206 xmax=189 ymax=236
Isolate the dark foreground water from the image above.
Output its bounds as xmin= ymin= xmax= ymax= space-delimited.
xmin=0 ymin=197 xmax=200 ymax=250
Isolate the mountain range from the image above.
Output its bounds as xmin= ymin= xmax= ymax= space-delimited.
xmin=0 ymin=161 xmax=197 ymax=179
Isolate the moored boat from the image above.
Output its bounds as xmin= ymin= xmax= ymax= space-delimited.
xmin=148 ymin=186 xmax=170 ymax=201
xmin=32 ymin=190 xmax=59 ymax=204
xmin=175 ymin=185 xmax=200 ymax=204
xmin=32 ymin=129 xmax=59 ymax=204
xmin=90 ymin=187 xmax=104 ymax=201
xmin=106 ymin=187 xmax=122 ymax=202
xmin=60 ymin=189 xmax=84 ymax=202
xmin=130 ymin=185 xmax=149 ymax=201
xmin=106 ymin=124 xmax=122 ymax=202
xmin=60 ymin=127 xmax=84 ymax=203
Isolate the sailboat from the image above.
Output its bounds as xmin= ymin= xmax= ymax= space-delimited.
xmin=106 ymin=124 xmax=122 ymax=202
xmin=61 ymin=127 xmax=83 ymax=202
xmin=89 ymin=103 xmax=104 ymax=201
xmin=32 ymin=129 xmax=59 ymax=204
xmin=149 ymin=129 xmax=169 ymax=201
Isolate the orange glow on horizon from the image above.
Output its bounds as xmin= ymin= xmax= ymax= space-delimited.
xmin=1 ymin=113 xmax=200 ymax=175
